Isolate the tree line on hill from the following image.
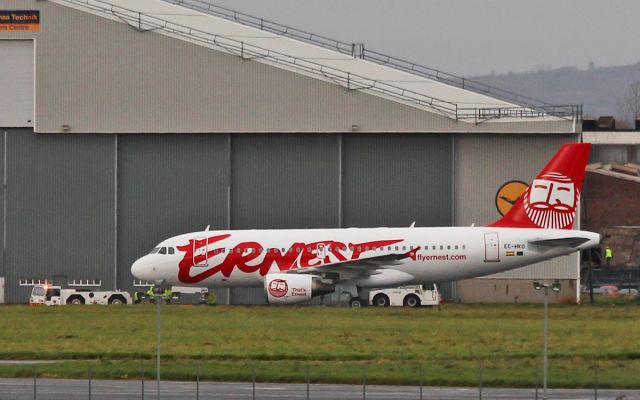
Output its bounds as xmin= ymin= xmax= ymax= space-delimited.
xmin=472 ymin=62 xmax=640 ymax=126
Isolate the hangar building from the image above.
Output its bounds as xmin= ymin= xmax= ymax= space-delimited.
xmin=0 ymin=0 xmax=583 ymax=304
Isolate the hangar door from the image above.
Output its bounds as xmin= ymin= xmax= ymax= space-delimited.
xmin=0 ymin=40 xmax=34 ymax=127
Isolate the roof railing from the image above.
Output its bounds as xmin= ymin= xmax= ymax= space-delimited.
xmin=59 ymin=0 xmax=461 ymax=117
xmin=163 ymin=0 xmax=355 ymax=54
xmin=458 ymin=104 xmax=582 ymax=124
xmin=162 ymin=0 xmax=580 ymax=120
xmin=60 ymin=0 xmax=579 ymax=122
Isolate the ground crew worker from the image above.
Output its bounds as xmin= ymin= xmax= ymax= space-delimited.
xmin=605 ymin=246 xmax=613 ymax=267
xmin=162 ymin=288 xmax=173 ymax=303
xmin=133 ymin=291 xmax=140 ymax=304
xmin=146 ymin=285 xmax=154 ymax=301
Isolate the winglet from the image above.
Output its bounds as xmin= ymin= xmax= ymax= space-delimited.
xmin=204 ymin=225 xmax=210 ymax=232
xmin=409 ymin=221 xmax=416 ymax=228
xmin=488 ymin=143 xmax=591 ymax=230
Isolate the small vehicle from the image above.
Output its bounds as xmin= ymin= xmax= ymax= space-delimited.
xmin=369 ymin=284 xmax=440 ymax=307
xmin=29 ymin=284 xmax=132 ymax=306
xmin=133 ymin=286 xmax=208 ymax=304
xmin=581 ymin=285 xmax=638 ymax=297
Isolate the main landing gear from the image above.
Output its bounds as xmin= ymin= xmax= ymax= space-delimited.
xmin=349 ymin=297 xmax=365 ymax=308
xmin=343 ymin=282 xmax=367 ymax=308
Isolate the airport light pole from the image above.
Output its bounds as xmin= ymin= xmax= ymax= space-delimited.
xmin=533 ymin=280 xmax=561 ymax=400
xmin=154 ymin=281 xmax=164 ymax=400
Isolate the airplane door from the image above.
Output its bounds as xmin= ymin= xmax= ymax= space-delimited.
xmin=316 ymin=244 xmax=328 ymax=261
xmin=484 ymin=232 xmax=500 ymax=262
xmin=193 ymin=237 xmax=209 ymax=267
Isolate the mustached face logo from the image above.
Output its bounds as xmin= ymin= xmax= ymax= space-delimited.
xmin=524 ymin=172 xmax=578 ymax=229
xmin=268 ymin=279 xmax=288 ymax=298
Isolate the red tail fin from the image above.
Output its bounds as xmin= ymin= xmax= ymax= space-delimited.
xmin=488 ymin=143 xmax=591 ymax=229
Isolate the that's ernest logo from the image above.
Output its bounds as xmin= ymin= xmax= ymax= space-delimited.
xmin=268 ymin=279 xmax=288 ymax=298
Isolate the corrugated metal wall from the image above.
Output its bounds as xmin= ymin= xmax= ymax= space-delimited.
xmin=230 ymin=133 xmax=340 ymax=304
xmin=0 ymin=2 xmax=581 ymax=303
xmin=1 ymin=130 xmax=583 ymax=302
xmin=2 ymin=130 xmax=459 ymax=302
xmin=454 ymin=133 xmax=580 ymax=281
xmin=343 ymin=134 xmax=452 ymax=227
xmin=117 ymin=134 xmax=230 ymax=293
xmin=231 ymin=134 xmax=340 ymax=229
xmin=0 ymin=131 xmax=4 ymax=280
xmin=4 ymin=129 xmax=115 ymax=302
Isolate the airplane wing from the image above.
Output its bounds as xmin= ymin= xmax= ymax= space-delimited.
xmin=528 ymin=237 xmax=591 ymax=248
xmin=285 ymin=251 xmax=413 ymax=275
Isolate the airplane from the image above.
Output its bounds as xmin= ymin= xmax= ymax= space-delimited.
xmin=131 ymin=143 xmax=599 ymax=307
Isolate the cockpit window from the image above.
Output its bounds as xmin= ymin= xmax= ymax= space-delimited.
xmin=159 ymin=247 xmax=167 ymax=255
xmin=168 ymin=247 xmax=175 ymax=255
xmin=149 ymin=247 xmax=160 ymax=254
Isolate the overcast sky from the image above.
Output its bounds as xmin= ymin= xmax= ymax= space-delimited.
xmin=209 ymin=0 xmax=640 ymax=77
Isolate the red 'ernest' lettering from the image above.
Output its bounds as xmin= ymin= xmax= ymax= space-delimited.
xmin=350 ymin=239 xmax=402 ymax=259
xmin=177 ymin=235 xmax=404 ymax=284
xmin=299 ymin=240 xmax=335 ymax=268
xmin=328 ymin=242 xmax=348 ymax=262
xmin=177 ymin=234 xmax=231 ymax=284
xmin=261 ymin=244 xmax=302 ymax=274
xmin=226 ymin=242 xmax=262 ymax=274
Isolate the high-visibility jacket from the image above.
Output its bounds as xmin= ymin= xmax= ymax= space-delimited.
xmin=146 ymin=286 xmax=155 ymax=297
xmin=162 ymin=289 xmax=172 ymax=300
xmin=605 ymin=247 xmax=613 ymax=259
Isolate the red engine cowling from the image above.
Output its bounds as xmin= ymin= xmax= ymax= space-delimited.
xmin=265 ymin=274 xmax=335 ymax=304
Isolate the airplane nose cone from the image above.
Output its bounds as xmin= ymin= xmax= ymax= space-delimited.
xmin=131 ymin=258 xmax=147 ymax=280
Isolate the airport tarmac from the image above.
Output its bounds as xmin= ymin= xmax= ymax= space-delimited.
xmin=1 ymin=378 xmax=639 ymax=400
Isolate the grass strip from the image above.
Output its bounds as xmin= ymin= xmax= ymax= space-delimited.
xmin=1 ymin=303 xmax=639 ymax=387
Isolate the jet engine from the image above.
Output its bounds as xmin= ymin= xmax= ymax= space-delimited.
xmin=265 ymin=274 xmax=335 ymax=305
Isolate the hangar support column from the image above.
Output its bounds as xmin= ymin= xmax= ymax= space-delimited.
xmin=226 ymin=133 xmax=232 ymax=305
xmin=450 ymin=135 xmax=457 ymax=300
xmin=338 ymin=133 xmax=343 ymax=228
xmin=1 ymin=130 xmax=5 ymax=282
xmin=113 ymin=135 xmax=118 ymax=291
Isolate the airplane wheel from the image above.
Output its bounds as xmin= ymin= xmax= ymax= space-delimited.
xmin=372 ymin=294 xmax=390 ymax=307
xmin=403 ymin=294 xmax=421 ymax=308
xmin=349 ymin=297 xmax=364 ymax=308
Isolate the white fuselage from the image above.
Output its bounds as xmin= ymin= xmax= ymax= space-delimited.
xmin=131 ymin=227 xmax=599 ymax=288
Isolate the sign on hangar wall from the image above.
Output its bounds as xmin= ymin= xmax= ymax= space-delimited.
xmin=0 ymin=10 xmax=40 ymax=31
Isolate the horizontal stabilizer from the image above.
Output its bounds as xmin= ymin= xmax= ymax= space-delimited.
xmin=529 ymin=237 xmax=591 ymax=248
